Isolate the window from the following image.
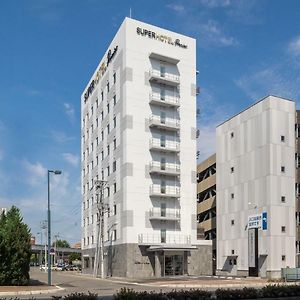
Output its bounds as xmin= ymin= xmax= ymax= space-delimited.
xmin=107 ymin=166 xmax=110 ymax=176
xmin=281 ymin=135 xmax=285 ymax=142
xmin=91 ymin=142 xmax=94 ymax=151
xmin=96 ymin=118 xmax=98 ymax=127
xmin=101 ymin=151 xmax=104 ymax=160
xmin=96 ymin=137 xmax=98 ymax=146
xmin=281 ymin=166 xmax=285 ymax=173
xmin=231 ymin=193 xmax=234 ymax=199
xmin=91 ymin=160 xmax=94 ymax=169
xmin=107 ymin=124 xmax=110 ymax=134
xmin=101 ymin=170 xmax=104 ymax=180
xmin=113 ymin=204 xmax=117 ymax=215
xmin=107 ymin=103 xmax=110 ymax=114
xmin=113 ymin=182 xmax=117 ymax=194
xmin=282 ymin=255 xmax=286 ymax=261
xmin=113 ymin=161 xmax=116 ymax=172
xmin=113 ymin=95 xmax=116 ymax=106
xmin=91 ymin=235 xmax=94 ymax=244
xmin=107 ymin=82 xmax=110 ymax=93
xmin=231 ymin=249 xmax=235 ymax=255
xmin=96 ymin=156 xmax=98 ymax=165
xmin=91 ymin=215 xmax=94 ymax=224
xmin=91 ymin=106 xmax=93 ymax=115
xmin=231 ymin=132 xmax=234 ymax=138
xmin=101 ymin=130 xmax=104 ymax=141
xmin=281 ymin=226 xmax=286 ymax=233
xmin=231 ymin=167 xmax=234 ymax=173
xmin=91 ymin=124 xmax=93 ymax=133
xmin=161 ymin=229 xmax=166 ymax=243
xmin=107 ymin=186 xmax=110 ymax=197
xmin=113 ymin=72 xmax=116 ymax=84
xmin=101 ymin=90 xmax=104 ymax=101
xmin=107 ymin=145 xmax=110 ymax=156
xmin=231 ymin=219 xmax=235 ymax=225
xmin=281 ymin=196 xmax=286 ymax=203
xmin=113 ymin=229 xmax=117 ymax=241
xmin=87 ymin=165 xmax=89 ymax=174
xmin=101 ymin=111 xmax=104 ymax=121
xmin=113 ymin=138 xmax=117 ymax=150
xmin=96 ymin=98 xmax=98 ymax=107
xmin=113 ymin=116 xmax=116 ymax=128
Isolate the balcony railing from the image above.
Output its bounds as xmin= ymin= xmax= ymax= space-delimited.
xmin=149 ymin=93 xmax=180 ymax=107
xmin=149 ymin=138 xmax=180 ymax=152
xmin=138 ymin=233 xmax=191 ymax=245
xmin=149 ymin=161 xmax=180 ymax=175
xmin=149 ymin=115 xmax=180 ymax=131
xmin=149 ymin=184 xmax=180 ymax=198
xmin=149 ymin=208 xmax=180 ymax=221
xmin=149 ymin=69 xmax=180 ymax=86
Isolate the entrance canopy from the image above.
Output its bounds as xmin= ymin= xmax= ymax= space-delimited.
xmin=147 ymin=244 xmax=197 ymax=252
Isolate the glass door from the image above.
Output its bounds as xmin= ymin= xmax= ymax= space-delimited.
xmin=161 ymin=203 xmax=166 ymax=217
xmin=164 ymin=254 xmax=184 ymax=276
xmin=160 ymin=135 xmax=166 ymax=148
xmin=160 ymin=111 xmax=166 ymax=124
xmin=160 ymin=88 xmax=165 ymax=100
xmin=161 ymin=157 xmax=166 ymax=170
xmin=161 ymin=229 xmax=166 ymax=243
xmin=160 ymin=65 xmax=166 ymax=78
xmin=161 ymin=180 xmax=166 ymax=194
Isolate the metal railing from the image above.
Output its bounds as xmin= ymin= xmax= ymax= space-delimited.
xmin=149 ymin=93 xmax=180 ymax=106
xmin=138 ymin=233 xmax=191 ymax=245
xmin=149 ymin=208 xmax=181 ymax=220
xmin=149 ymin=69 xmax=180 ymax=83
xmin=149 ymin=139 xmax=180 ymax=151
xmin=149 ymin=184 xmax=180 ymax=197
xmin=149 ymin=161 xmax=180 ymax=174
xmin=149 ymin=115 xmax=180 ymax=129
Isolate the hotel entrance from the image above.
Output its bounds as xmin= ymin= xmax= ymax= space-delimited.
xmin=165 ymin=254 xmax=184 ymax=276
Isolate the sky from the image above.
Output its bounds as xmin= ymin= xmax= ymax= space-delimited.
xmin=0 ymin=0 xmax=300 ymax=245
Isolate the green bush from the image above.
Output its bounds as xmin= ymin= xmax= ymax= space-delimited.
xmin=64 ymin=292 xmax=98 ymax=300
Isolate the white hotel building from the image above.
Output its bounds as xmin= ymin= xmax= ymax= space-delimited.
xmin=81 ymin=18 xmax=212 ymax=278
xmin=216 ymin=96 xmax=296 ymax=278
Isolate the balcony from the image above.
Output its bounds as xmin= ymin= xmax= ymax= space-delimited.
xmin=149 ymin=93 xmax=180 ymax=108
xmin=149 ymin=208 xmax=180 ymax=221
xmin=149 ymin=184 xmax=180 ymax=198
xmin=149 ymin=69 xmax=180 ymax=86
xmin=149 ymin=161 xmax=180 ymax=176
xmin=149 ymin=138 xmax=180 ymax=153
xmin=149 ymin=115 xmax=180 ymax=131
xmin=138 ymin=233 xmax=191 ymax=245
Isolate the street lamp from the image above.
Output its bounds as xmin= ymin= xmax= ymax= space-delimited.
xmin=47 ymin=169 xmax=61 ymax=286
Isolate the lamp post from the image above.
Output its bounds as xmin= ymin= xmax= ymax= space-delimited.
xmin=47 ymin=169 xmax=61 ymax=286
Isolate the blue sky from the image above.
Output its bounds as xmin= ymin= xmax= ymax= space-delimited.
xmin=0 ymin=0 xmax=300 ymax=245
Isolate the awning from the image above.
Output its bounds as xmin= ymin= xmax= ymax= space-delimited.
xmin=149 ymin=52 xmax=180 ymax=64
xmin=147 ymin=244 xmax=197 ymax=252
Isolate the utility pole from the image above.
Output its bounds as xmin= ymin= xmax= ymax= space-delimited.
xmin=93 ymin=180 xmax=108 ymax=278
xmin=40 ymin=220 xmax=47 ymax=272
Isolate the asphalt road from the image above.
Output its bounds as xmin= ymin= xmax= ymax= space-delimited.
xmin=7 ymin=268 xmax=300 ymax=300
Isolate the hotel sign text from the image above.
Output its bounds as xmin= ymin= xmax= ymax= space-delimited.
xmin=84 ymin=45 xmax=118 ymax=101
xmin=136 ymin=27 xmax=187 ymax=49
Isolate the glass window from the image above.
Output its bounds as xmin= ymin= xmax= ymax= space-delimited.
xmin=161 ymin=229 xmax=166 ymax=243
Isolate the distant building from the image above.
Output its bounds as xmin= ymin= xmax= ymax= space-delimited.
xmin=197 ymin=154 xmax=216 ymax=272
xmin=216 ymin=95 xmax=296 ymax=278
xmin=73 ymin=242 xmax=81 ymax=249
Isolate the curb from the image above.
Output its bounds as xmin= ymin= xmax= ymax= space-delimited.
xmin=0 ymin=285 xmax=64 ymax=296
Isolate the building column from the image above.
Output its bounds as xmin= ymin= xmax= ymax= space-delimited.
xmin=155 ymin=251 xmax=162 ymax=277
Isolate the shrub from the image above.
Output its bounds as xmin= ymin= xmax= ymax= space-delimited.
xmin=64 ymin=292 xmax=98 ymax=300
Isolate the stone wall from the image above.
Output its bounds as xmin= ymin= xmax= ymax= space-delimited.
xmin=188 ymin=245 xmax=213 ymax=276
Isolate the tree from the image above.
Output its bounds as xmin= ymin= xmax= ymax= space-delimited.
xmin=52 ymin=239 xmax=70 ymax=248
xmin=0 ymin=206 xmax=31 ymax=285
xmin=69 ymin=252 xmax=81 ymax=263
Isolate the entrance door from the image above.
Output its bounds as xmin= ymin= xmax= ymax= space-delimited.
xmin=164 ymin=254 xmax=184 ymax=276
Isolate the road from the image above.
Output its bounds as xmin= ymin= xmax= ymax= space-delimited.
xmin=6 ymin=268 xmax=300 ymax=300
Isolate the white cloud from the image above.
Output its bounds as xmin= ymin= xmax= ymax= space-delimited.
xmin=235 ymin=66 xmax=300 ymax=101
xmin=22 ymin=160 xmax=47 ymax=187
xmin=200 ymin=0 xmax=231 ymax=8
xmin=64 ymin=102 xmax=75 ymax=123
xmin=62 ymin=153 xmax=79 ymax=167
xmin=166 ymin=3 xmax=185 ymax=12
xmin=50 ymin=130 xmax=75 ymax=143
xmin=288 ymin=36 xmax=300 ymax=57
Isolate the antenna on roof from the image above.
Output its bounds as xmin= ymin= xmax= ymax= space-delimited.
xmin=129 ymin=7 xmax=132 ymax=18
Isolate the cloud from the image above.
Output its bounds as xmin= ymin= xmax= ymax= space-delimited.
xmin=22 ymin=160 xmax=47 ymax=187
xmin=200 ymin=0 xmax=231 ymax=8
xmin=64 ymin=102 xmax=75 ymax=123
xmin=50 ymin=130 xmax=75 ymax=143
xmin=166 ymin=3 xmax=185 ymax=12
xmin=197 ymin=88 xmax=234 ymax=161
xmin=62 ymin=153 xmax=79 ymax=167
xmin=288 ymin=36 xmax=300 ymax=57
xmin=235 ymin=66 xmax=300 ymax=101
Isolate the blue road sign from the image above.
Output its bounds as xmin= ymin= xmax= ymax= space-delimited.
xmin=262 ymin=212 xmax=267 ymax=230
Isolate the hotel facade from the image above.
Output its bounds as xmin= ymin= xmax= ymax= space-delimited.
xmin=81 ymin=18 xmax=211 ymax=278
xmin=216 ymin=95 xmax=297 ymax=278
